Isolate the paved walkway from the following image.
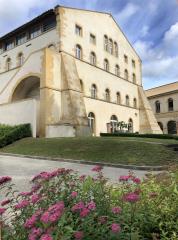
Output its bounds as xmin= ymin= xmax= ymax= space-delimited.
xmin=0 ymin=154 xmax=151 ymax=196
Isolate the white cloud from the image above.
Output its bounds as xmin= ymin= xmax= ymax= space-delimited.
xmin=133 ymin=40 xmax=153 ymax=60
xmin=117 ymin=3 xmax=140 ymax=24
xmin=164 ymin=22 xmax=178 ymax=42
xmin=140 ymin=25 xmax=149 ymax=37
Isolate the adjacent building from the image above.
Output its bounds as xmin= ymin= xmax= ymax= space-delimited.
xmin=146 ymin=82 xmax=178 ymax=134
xmin=0 ymin=6 xmax=161 ymax=137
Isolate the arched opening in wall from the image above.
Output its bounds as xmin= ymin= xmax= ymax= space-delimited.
xmin=167 ymin=121 xmax=177 ymax=134
xmin=88 ymin=112 xmax=95 ymax=135
xmin=11 ymin=76 xmax=40 ymax=102
xmin=158 ymin=122 xmax=163 ymax=131
xmin=128 ymin=118 xmax=133 ymax=133
xmin=110 ymin=115 xmax=118 ymax=133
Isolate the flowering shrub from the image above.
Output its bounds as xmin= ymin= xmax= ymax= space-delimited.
xmin=0 ymin=165 xmax=177 ymax=240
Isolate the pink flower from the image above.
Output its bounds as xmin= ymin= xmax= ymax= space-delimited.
xmin=0 ymin=208 xmax=6 ymax=215
xmin=112 ymin=207 xmax=122 ymax=214
xmin=74 ymin=231 xmax=84 ymax=240
xmin=87 ymin=201 xmax=96 ymax=210
xmin=71 ymin=191 xmax=78 ymax=198
xmin=40 ymin=202 xmax=64 ymax=224
xmin=123 ymin=192 xmax=140 ymax=203
xmin=119 ymin=175 xmax=130 ymax=181
xmin=28 ymin=228 xmax=42 ymax=240
xmin=111 ymin=223 xmax=121 ymax=233
xmin=31 ymin=194 xmax=41 ymax=204
xmin=79 ymin=175 xmax=86 ymax=181
xmin=19 ymin=191 xmax=32 ymax=197
xmin=98 ymin=216 xmax=107 ymax=224
xmin=15 ymin=200 xmax=30 ymax=209
xmin=1 ymin=199 xmax=11 ymax=206
xmin=40 ymin=234 xmax=53 ymax=240
xmin=92 ymin=165 xmax=103 ymax=172
xmin=133 ymin=177 xmax=141 ymax=184
xmin=24 ymin=210 xmax=42 ymax=229
xmin=80 ymin=208 xmax=90 ymax=218
xmin=0 ymin=176 xmax=12 ymax=185
xmin=71 ymin=201 xmax=85 ymax=212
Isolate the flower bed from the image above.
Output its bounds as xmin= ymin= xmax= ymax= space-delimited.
xmin=0 ymin=166 xmax=177 ymax=240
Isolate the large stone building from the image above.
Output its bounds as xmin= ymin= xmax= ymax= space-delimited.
xmin=0 ymin=6 xmax=161 ymax=137
xmin=146 ymin=82 xmax=178 ymax=134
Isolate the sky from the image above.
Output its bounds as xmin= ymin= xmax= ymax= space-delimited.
xmin=0 ymin=0 xmax=178 ymax=89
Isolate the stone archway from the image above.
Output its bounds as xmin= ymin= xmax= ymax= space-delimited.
xmin=10 ymin=76 xmax=40 ymax=137
xmin=167 ymin=121 xmax=177 ymax=134
xmin=11 ymin=76 xmax=40 ymax=102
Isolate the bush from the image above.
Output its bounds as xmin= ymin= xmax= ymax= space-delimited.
xmin=0 ymin=124 xmax=32 ymax=148
xmin=0 ymin=165 xmax=177 ymax=240
xmin=100 ymin=132 xmax=178 ymax=140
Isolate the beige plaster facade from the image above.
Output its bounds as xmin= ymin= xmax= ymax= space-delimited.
xmin=146 ymin=82 xmax=178 ymax=134
xmin=0 ymin=6 xmax=161 ymax=137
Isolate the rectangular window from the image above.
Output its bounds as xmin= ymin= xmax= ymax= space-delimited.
xmin=16 ymin=33 xmax=27 ymax=45
xmin=75 ymin=25 xmax=82 ymax=36
xmin=5 ymin=40 xmax=15 ymax=51
xmin=132 ymin=60 xmax=136 ymax=68
xmin=30 ymin=25 xmax=41 ymax=39
xmin=124 ymin=55 xmax=128 ymax=63
xmin=90 ymin=34 xmax=96 ymax=44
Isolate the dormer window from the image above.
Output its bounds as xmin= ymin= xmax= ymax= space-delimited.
xmin=6 ymin=40 xmax=14 ymax=51
xmin=16 ymin=33 xmax=27 ymax=45
xmin=30 ymin=25 xmax=41 ymax=39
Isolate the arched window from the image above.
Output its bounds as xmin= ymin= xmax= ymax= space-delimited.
xmin=91 ymin=84 xmax=97 ymax=99
xmin=155 ymin=101 xmax=160 ymax=113
xmin=168 ymin=98 xmax=174 ymax=111
xmin=133 ymin=98 xmax=137 ymax=108
xmin=132 ymin=73 xmax=136 ymax=83
xmin=104 ymin=35 xmax=108 ymax=51
xmin=124 ymin=69 xmax=129 ymax=80
xmin=114 ymin=42 xmax=118 ymax=57
xmin=90 ymin=52 xmax=96 ymax=66
xmin=105 ymin=88 xmax=110 ymax=102
xmin=80 ymin=79 xmax=84 ymax=93
xmin=128 ymin=118 xmax=133 ymax=133
xmin=116 ymin=92 xmax=121 ymax=104
xmin=126 ymin=95 xmax=130 ymax=106
xmin=6 ymin=58 xmax=11 ymax=71
xmin=88 ymin=112 xmax=95 ymax=135
xmin=115 ymin=65 xmax=120 ymax=77
xmin=158 ymin=122 xmax=163 ymax=131
xmin=108 ymin=39 xmax=113 ymax=54
xmin=75 ymin=44 xmax=82 ymax=59
xmin=110 ymin=115 xmax=118 ymax=133
xmin=104 ymin=59 xmax=109 ymax=72
xmin=17 ymin=53 xmax=24 ymax=67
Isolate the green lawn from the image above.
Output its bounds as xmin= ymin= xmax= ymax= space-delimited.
xmin=1 ymin=137 xmax=178 ymax=166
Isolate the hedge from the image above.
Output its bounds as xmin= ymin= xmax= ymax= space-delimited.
xmin=100 ymin=132 xmax=178 ymax=140
xmin=0 ymin=124 xmax=32 ymax=148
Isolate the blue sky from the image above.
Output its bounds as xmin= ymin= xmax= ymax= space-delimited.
xmin=0 ymin=0 xmax=178 ymax=89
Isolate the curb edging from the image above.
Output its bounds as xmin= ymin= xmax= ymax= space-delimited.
xmin=0 ymin=152 xmax=168 ymax=171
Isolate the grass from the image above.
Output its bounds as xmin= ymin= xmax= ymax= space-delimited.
xmin=1 ymin=137 xmax=178 ymax=166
